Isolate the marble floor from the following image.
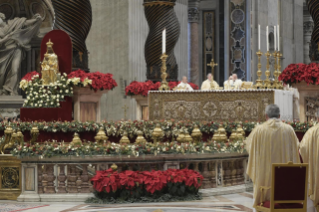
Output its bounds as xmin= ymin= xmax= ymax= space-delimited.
xmin=0 ymin=193 xmax=254 ymax=212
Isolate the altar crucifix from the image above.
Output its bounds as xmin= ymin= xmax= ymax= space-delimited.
xmin=207 ymin=59 xmax=218 ymax=78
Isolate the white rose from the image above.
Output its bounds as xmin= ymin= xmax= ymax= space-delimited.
xmin=27 ymin=96 xmax=30 ymax=100
xmin=39 ymin=104 xmax=42 ymax=107
xmin=24 ymin=100 xmax=28 ymax=103
xmin=35 ymin=104 xmax=38 ymax=107
xmin=63 ymin=85 xmax=66 ymax=88
xmin=51 ymin=102 xmax=53 ymax=105
xmin=57 ymin=94 xmax=60 ymax=98
xmin=60 ymin=90 xmax=62 ymax=93
xmin=66 ymin=90 xmax=69 ymax=93
xmin=57 ymin=103 xmax=60 ymax=107
xmin=62 ymin=95 xmax=64 ymax=99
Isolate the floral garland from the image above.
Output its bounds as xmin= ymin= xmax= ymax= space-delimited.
xmin=125 ymin=81 xmax=199 ymax=97
xmin=11 ymin=140 xmax=246 ymax=158
xmin=20 ymin=70 xmax=117 ymax=108
xmin=0 ymin=120 xmax=314 ymax=138
xmin=279 ymin=63 xmax=319 ymax=85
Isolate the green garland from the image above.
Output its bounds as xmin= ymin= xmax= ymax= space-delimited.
xmin=11 ymin=140 xmax=246 ymax=158
xmin=0 ymin=120 xmax=314 ymax=139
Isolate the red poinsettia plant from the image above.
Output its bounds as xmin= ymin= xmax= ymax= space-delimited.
xmin=68 ymin=69 xmax=118 ymax=91
xmin=90 ymin=168 xmax=203 ymax=200
xmin=279 ymin=63 xmax=319 ymax=85
xmin=21 ymin=71 xmax=40 ymax=81
xmin=125 ymin=81 xmax=199 ymax=96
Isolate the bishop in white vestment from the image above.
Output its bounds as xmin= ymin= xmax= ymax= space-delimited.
xmin=232 ymin=74 xmax=243 ymax=89
xmin=176 ymin=76 xmax=193 ymax=91
xmin=201 ymin=73 xmax=219 ymax=90
xmin=300 ymin=124 xmax=319 ymax=212
xmin=224 ymin=75 xmax=233 ymax=90
xmin=245 ymin=104 xmax=300 ymax=211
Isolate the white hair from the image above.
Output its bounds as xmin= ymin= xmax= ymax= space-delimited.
xmin=207 ymin=73 xmax=212 ymax=78
xmin=265 ymin=104 xmax=280 ymax=118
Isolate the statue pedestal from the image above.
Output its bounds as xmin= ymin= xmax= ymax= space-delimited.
xmin=73 ymin=87 xmax=108 ymax=122
xmin=130 ymin=95 xmax=149 ymax=120
xmin=293 ymin=82 xmax=319 ymax=122
xmin=0 ymin=96 xmax=25 ymax=119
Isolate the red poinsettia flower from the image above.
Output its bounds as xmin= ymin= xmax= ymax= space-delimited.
xmin=279 ymin=63 xmax=319 ymax=85
xmin=21 ymin=71 xmax=40 ymax=81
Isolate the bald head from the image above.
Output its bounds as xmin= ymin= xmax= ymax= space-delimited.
xmin=182 ymin=76 xmax=187 ymax=83
xmin=232 ymin=74 xmax=238 ymax=81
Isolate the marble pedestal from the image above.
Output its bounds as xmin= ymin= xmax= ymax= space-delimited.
xmin=0 ymin=96 xmax=24 ymax=119
xmin=293 ymin=82 xmax=319 ymax=122
xmin=130 ymin=95 xmax=149 ymax=120
xmin=73 ymin=87 xmax=108 ymax=122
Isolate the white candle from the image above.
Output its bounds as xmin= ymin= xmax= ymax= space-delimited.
xmin=274 ymin=26 xmax=277 ymax=51
xmin=258 ymin=25 xmax=261 ymax=50
xmin=162 ymin=28 xmax=166 ymax=54
xmin=266 ymin=26 xmax=269 ymax=52
xmin=277 ymin=25 xmax=280 ymax=52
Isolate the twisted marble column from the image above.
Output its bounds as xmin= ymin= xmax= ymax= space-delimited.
xmin=144 ymin=0 xmax=180 ymax=82
xmin=307 ymin=0 xmax=319 ymax=62
xmin=51 ymin=0 xmax=92 ymax=71
xmin=188 ymin=0 xmax=200 ymax=85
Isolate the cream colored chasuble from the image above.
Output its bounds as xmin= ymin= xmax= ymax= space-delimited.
xmin=245 ymin=119 xmax=300 ymax=208
xmin=300 ymin=124 xmax=319 ymax=206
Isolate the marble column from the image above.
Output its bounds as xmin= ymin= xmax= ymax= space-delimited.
xmin=188 ymin=0 xmax=200 ymax=85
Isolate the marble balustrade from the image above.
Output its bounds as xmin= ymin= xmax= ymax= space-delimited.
xmin=17 ymin=153 xmax=249 ymax=202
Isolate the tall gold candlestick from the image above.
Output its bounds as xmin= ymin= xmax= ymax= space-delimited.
xmin=277 ymin=51 xmax=283 ymax=89
xmin=273 ymin=51 xmax=278 ymax=88
xmin=158 ymin=53 xmax=170 ymax=91
xmin=264 ymin=51 xmax=271 ymax=89
xmin=255 ymin=50 xmax=264 ymax=89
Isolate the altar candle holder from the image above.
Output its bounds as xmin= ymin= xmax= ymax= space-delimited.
xmin=272 ymin=51 xmax=278 ymax=89
xmin=255 ymin=50 xmax=264 ymax=89
xmin=277 ymin=51 xmax=283 ymax=89
xmin=264 ymin=51 xmax=272 ymax=89
xmin=158 ymin=53 xmax=170 ymax=91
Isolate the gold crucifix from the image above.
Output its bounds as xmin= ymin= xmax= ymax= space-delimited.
xmin=122 ymin=105 xmax=129 ymax=120
xmin=207 ymin=59 xmax=218 ymax=76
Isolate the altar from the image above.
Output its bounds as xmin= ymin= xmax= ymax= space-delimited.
xmin=147 ymin=90 xmax=293 ymax=122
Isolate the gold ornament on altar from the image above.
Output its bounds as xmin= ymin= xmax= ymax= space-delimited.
xmin=119 ymin=131 xmax=130 ymax=144
xmin=16 ymin=128 xmax=24 ymax=146
xmin=158 ymin=53 xmax=170 ymax=91
xmin=255 ymin=50 xmax=264 ymax=89
xmin=111 ymin=163 xmax=118 ymax=171
xmin=0 ymin=125 xmax=13 ymax=154
xmin=30 ymin=124 xmax=39 ymax=145
xmin=236 ymin=123 xmax=245 ymax=140
xmin=152 ymin=124 xmax=164 ymax=144
xmin=3 ymin=130 xmax=17 ymax=153
xmin=70 ymin=132 xmax=82 ymax=145
xmin=94 ymin=127 xmax=108 ymax=145
xmin=191 ymin=125 xmax=202 ymax=143
xmin=229 ymin=129 xmax=237 ymax=141
xmin=176 ymin=130 xmax=185 ymax=143
xmin=276 ymin=51 xmax=283 ymax=89
xmin=213 ymin=124 xmax=227 ymax=142
xmin=264 ymin=51 xmax=272 ymax=89
xmin=41 ymin=39 xmax=60 ymax=85
xmin=184 ymin=131 xmax=193 ymax=143
xmin=135 ymin=131 xmax=147 ymax=144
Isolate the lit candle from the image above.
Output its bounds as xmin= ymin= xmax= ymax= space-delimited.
xmin=162 ymin=28 xmax=166 ymax=54
xmin=274 ymin=26 xmax=277 ymax=51
xmin=258 ymin=25 xmax=261 ymax=50
xmin=277 ymin=25 xmax=280 ymax=52
xmin=266 ymin=26 xmax=269 ymax=52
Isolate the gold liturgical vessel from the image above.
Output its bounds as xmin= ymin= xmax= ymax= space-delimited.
xmin=41 ymin=39 xmax=60 ymax=85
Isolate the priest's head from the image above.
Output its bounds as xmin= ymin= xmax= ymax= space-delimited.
xmin=232 ymin=74 xmax=238 ymax=81
xmin=182 ymin=76 xmax=188 ymax=83
xmin=265 ymin=104 xmax=280 ymax=120
xmin=207 ymin=73 xmax=213 ymax=81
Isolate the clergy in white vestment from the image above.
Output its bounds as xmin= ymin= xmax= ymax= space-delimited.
xmin=300 ymin=124 xmax=319 ymax=212
xmin=223 ymin=75 xmax=233 ymax=90
xmin=201 ymin=73 xmax=219 ymax=90
xmin=232 ymin=74 xmax=243 ymax=89
xmin=245 ymin=104 xmax=300 ymax=211
xmin=284 ymin=83 xmax=300 ymax=121
xmin=176 ymin=76 xmax=194 ymax=91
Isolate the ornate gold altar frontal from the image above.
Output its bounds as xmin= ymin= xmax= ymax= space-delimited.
xmin=148 ymin=90 xmax=275 ymax=122
xmin=0 ymin=155 xmax=21 ymax=200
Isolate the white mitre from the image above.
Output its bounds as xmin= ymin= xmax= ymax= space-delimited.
xmin=201 ymin=79 xmax=219 ymax=90
xmin=176 ymin=82 xmax=194 ymax=91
